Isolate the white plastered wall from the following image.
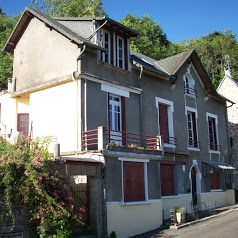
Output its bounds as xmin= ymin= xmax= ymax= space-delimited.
xmin=107 ymin=200 xmax=162 ymax=238
xmin=30 ymin=81 xmax=79 ymax=153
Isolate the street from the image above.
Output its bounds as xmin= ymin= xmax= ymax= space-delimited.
xmin=132 ymin=209 xmax=238 ymax=238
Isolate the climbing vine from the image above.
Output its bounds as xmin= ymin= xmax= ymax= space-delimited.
xmin=0 ymin=136 xmax=85 ymax=237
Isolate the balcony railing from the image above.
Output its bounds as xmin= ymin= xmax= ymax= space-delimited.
xmin=82 ymin=126 xmax=163 ymax=152
xmin=184 ymin=86 xmax=197 ymax=97
xmin=163 ymin=136 xmax=177 ymax=145
xmin=188 ymin=139 xmax=201 ymax=148
xmin=209 ymin=143 xmax=221 ymax=151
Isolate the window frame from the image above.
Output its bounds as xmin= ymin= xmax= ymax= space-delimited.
xmin=186 ymin=107 xmax=200 ymax=151
xmin=17 ymin=113 xmax=29 ymax=136
xmin=183 ymin=71 xmax=196 ymax=97
xmin=117 ymin=35 xmax=125 ymax=69
xmin=206 ymin=112 xmax=220 ymax=154
xmin=119 ymin=158 xmax=149 ymax=204
xmin=155 ymin=97 xmax=175 ymax=148
xmin=99 ymin=29 xmax=111 ymax=64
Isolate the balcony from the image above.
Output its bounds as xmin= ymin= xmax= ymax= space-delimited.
xmin=188 ymin=139 xmax=201 ymax=149
xmin=82 ymin=126 xmax=163 ymax=156
xmin=184 ymin=86 xmax=197 ymax=97
xmin=209 ymin=143 xmax=221 ymax=151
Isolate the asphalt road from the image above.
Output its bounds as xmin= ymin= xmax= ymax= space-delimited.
xmin=131 ymin=208 xmax=238 ymax=238
xmin=156 ymin=209 xmax=238 ymax=238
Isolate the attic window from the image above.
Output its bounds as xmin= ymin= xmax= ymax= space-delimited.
xmin=184 ymin=72 xmax=197 ymax=97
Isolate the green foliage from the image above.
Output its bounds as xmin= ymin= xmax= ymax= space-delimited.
xmin=121 ymin=14 xmax=171 ymax=60
xmin=0 ymin=10 xmax=18 ymax=87
xmin=0 ymin=136 xmax=85 ymax=237
xmin=170 ymin=30 xmax=238 ymax=87
xmin=31 ymin=0 xmax=106 ymax=17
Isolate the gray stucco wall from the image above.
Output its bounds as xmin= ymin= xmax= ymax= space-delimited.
xmin=105 ymin=157 xmax=161 ymax=202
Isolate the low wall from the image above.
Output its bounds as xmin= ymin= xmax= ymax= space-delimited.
xmin=106 ymin=200 xmax=162 ymax=238
xmin=201 ymin=189 xmax=235 ymax=207
xmin=162 ymin=194 xmax=192 ymax=219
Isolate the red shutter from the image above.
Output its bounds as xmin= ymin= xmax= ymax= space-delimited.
xmin=124 ymin=162 xmax=145 ymax=202
xmin=159 ymin=104 xmax=169 ymax=143
xmin=210 ymin=172 xmax=219 ymax=189
xmin=160 ymin=164 xmax=174 ymax=196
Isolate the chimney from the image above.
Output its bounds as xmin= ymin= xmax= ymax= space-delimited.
xmin=7 ymin=78 xmax=12 ymax=93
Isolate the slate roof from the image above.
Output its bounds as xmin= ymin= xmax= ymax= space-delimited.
xmin=54 ymin=16 xmax=139 ymax=37
xmin=156 ymin=49 xmax=194 ymax=75
xmin=130 ymin=50 xmax=170 ymax=78
xmin=4 ymin=8 xmax=103 ymax=53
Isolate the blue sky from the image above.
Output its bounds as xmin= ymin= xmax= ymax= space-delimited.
xmin=0 ymin=0 xmax=237 ymax=42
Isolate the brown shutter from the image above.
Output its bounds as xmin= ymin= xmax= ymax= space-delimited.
xmin=159 ymin=104 xmax=169 ymax=143
xmin=210 ymin=172 xmax=219 ymax=189
xmin=160 ymin=164 xmax=174 ymax=196
xmin=124 ymin=162 xmax=145 ymax=202
xmin=110 ymin=30 xmax=113 ymax=65
xmin=124 ymin=37 xmax=128 ymax=70
xmin=192 ymin=112 xmax=198 ymax=146
xmin=121 ymin=96 xmax=126 ymax=146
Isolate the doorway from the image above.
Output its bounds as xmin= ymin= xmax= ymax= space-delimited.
xmin=191 ymin=167 xmax=197 ymax=206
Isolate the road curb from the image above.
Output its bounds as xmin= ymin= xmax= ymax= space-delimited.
xmin=170 ymin=205 xmax=238 ymax=230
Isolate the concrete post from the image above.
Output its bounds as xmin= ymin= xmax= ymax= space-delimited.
xmin=54 ymin=143 xmax=60 ymax=159
xmin=157 ymin=135 xmax=164 ymax=155
xmin=98 ymin=126 xmax=107 ymax=150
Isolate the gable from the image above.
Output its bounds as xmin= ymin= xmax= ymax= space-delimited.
xmin=12 ymin=16 xmax=81 ymax=92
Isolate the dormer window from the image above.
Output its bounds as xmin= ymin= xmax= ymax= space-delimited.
xmin=117 ymin=36 xmax=125 ymax=69
xmin=184 ymin=72 xmax=197 ymax=97
xmin=100 ymin=29 xmax=111 ymax=64
xmin=98 ymin=28 xmax=129 ymax=70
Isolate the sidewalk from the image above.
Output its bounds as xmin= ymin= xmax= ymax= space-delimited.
xmin=130 ymin=204 xmax=238 ymax=238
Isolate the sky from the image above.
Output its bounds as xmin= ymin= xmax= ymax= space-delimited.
xmin=0 ymin=0 xmax=237 ymax=42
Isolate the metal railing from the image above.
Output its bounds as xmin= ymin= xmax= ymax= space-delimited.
xmin=184 ymin=86 xmax=197 ymax=97
xmin=82 ymin=127 xmax=163 ymax=151
xmin=209 ymin=143 xmax=221 ymax=151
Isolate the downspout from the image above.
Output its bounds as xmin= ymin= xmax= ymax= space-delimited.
xmin=73 ymin=45 xmax=86 ymax=154
xmin=139 ymin=65 xmax=144 ymax=135
xmin=225 ymin=101 xmax=235 ymax=185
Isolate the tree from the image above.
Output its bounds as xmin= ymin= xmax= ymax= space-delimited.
xmin=121 ymin=14 xmax=171 ymax=60
xmin=171 ymin=30 xmax=238 ymax=87
xmin=31 ymin=0 xmax=106 ymax=17
xmin=0 ymin=9 xmax=18 ymax=88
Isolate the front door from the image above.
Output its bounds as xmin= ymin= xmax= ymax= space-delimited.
xmin=191 ymin=167 xmax=197 ymax=206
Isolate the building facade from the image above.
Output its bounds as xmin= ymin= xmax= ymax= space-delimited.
xmin=1 ymin=8 xmax=235 ymax=238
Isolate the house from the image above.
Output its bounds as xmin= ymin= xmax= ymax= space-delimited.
xmin=1 ymin=7 xmax=235 ymax=238
xmin=217 ymin=65 xmax=238 ymax=199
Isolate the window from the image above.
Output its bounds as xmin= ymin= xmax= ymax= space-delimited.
xmin=206 ymin=113 xmax=219 ymax=151
xmin=210 ymin=172 xmax=219 ymax=190
xmin=109 ymin=95 xmax=122 ymax=132
xmin=184 ymin=72 xmax=196 ymax=96
xmin=17 ymin=113 xmax=29 ymax=136
xmin=98 ymin=28 xmax=128 ymax=70
xmin=117 ymin=36 xmax=125 ymax=69
xmin=100 ymin=29 xmax=111 ymax=64
xmin=160 ymin=164 xmax=175 ymax=196
xmin=108 ymin=94 xmax=126 ymax=145
xmin=159 ymin=104 xmax=169 ymax=143
xmin=187 ymin=111 xmax=199 ymax=148
xmin=122 ymin=160 xmax=148 ymax=202
xmin=156 ymin=97 xmax=175 ymax=147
